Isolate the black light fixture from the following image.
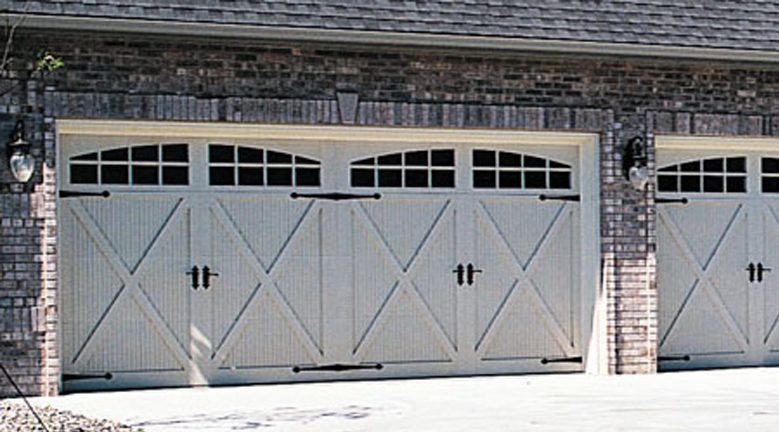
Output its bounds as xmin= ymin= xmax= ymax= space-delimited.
xmin=623 ymin=135 xmax=648 ymax=190
xmin=8 ymin=120 xmax=34 ymax=183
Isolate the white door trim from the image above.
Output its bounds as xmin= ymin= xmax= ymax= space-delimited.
xmin=579 ymin=136 xmax=602 ymax=374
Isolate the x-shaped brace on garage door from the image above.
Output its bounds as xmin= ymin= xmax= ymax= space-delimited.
xmin=68 ymin=199 xmax=192 ymax=370
xmin=350 ymin=200 xmax=459 ymax=362
xmin=473 ymin=201 xmax=578 ymax=358
xmin=208 ymin=198 xmax=324 ymax=368
xmin=658 ymin=205 xmax=749 ymax=352
xmin=757 ymin=205 xmax=779 ymax=345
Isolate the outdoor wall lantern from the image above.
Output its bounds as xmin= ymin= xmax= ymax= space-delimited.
xmin=7 ymin=120 xmax=34 ymax=183
xmin=623 ymin=135 xmax=648 ymax=190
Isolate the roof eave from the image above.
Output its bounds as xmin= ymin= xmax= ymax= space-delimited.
xmin=11 ymin=14 xmax=779 ymax=64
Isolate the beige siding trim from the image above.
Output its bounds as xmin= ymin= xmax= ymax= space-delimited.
xmin=57 ymin=120 xmax=598 ymax=147
xmin=656 ymin=135 xmax=779 ymax=152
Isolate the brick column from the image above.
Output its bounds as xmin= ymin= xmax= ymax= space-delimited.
xmin=601 ymin=120 xmax=658 ymax=374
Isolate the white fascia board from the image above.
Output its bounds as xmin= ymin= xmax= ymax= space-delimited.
xmin=10 ymin=14 xmax=779 ymax=64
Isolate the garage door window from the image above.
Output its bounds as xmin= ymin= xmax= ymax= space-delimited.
xmin=472 ymin=149 xmax=572 ymax=190
xmin=208 ymin=144 xmax=321 ymax=187
xmin=762 ymin=158 xmax=779 ymax=193
xmin=350 ymin=149 xmax=455 ymax=188
xmin=657 ymin=156 xmax=746 ymax=193
xmin=69 ymin=143 xmax=189 ymax=186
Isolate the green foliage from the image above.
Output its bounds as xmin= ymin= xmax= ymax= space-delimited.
xmin=34 ymin=50 xmax=64 ymax=73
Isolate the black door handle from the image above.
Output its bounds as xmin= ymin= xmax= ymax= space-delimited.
xmin=747 ymin=263 xmax=756 ymax=283
xmin=466 ymin=263 xmax=482 ymax=286
xmin=202 ymin=266 xmax=219 ymax=289
xmin=453 ymin=264 xmax=465 ymax=286
xmin=186 ymin=266 xmax=200 ymax=290
xmin=758 ymin=263 xmax=772 ymax=282
xmin=203 ymin=266 xmax=219 ymax=289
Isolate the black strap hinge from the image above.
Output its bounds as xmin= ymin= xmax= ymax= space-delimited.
xmin=62 ymin=372 xmax=113 ymax=382
xmin=292 ymin=363 xmax=384 ymax=373
xmin=539 ymin=194 xmax=580 ymax=202
xmin=291 ymin=192 xmax=381 ymax=201
xmin=656 ymin=197 xmax=689 ymax=204
xmin=657 ymin=355 xmax=691 ymax=362
xmin=59 ymin=190 xmax=111 ymax=199
xmin=540 ymin=356 xmax=583 ymax=365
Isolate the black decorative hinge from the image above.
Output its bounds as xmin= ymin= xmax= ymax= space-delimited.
xmin=540 ymin=356 xmax=583 ymax=365
xmin=62 ymin=372 xmax=113 ymax=382
xmin=59 ymin=190 xmax=111 ymax=199
xmin=656 ymin=197 xmax=689 ymax=204
xmin=290 ymin=192 xmax=381 ymax=201
xmin=292 ymin=363 xmax=384 ymax=373
xmin=539 ymin=194 xmax=580 ymax=202
xmin=657 ymin=355 xmax=691 ymax=362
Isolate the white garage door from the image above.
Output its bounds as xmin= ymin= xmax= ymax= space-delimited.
xmin=658 ymin=145 xmax=779 ymax=370
xmin=59 ymin=126 xmax=594 ymax=391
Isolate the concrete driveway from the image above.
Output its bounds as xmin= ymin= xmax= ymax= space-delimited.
xmin=26 ymin=368 xmax=779 ymax=431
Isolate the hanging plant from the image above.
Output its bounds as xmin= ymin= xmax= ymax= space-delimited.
xmin=0 ymin=1 xmax=65 ymax=97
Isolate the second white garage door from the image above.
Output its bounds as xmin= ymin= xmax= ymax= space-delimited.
xmin=58 ymin=124 xmax=597 ymax=391
xmin=658 ymin=139 xmax=779 ymax=370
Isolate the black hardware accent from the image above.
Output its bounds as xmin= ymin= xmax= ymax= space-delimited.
xmin=466 ymin=263 xmax=482 ymax=286
xmin=656 ymin=197 xmax=689 ymax=204
xmin=202 ymin=266 xmax=219 ymax=289
xmin=657 ymin=355 xmax=691 ymax=362
xmin=62 ymin=372 xmax=113 ymax=382
xmin=539 ymin=194 xmax=580 ymax=202
xmin=291 ymin=192 xmax=381 ymax=201
xmin=292 ymin=363 xmax=384 ymax=373
xmin=747 ymin=263 xmax=756 ymax=283
xmin=540 ymin=356 xmax=583 ymax=365
xmin=186 ymin=266 xmax=200 ymax=290
xmin=758 ymin=263 xmax=772 ymax=283
xmin=59 ymin=190 xmax=111 ymax=199
xmin=453 ymin=264 xmax=465 ymax=286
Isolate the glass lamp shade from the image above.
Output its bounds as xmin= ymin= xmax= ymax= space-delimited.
xmin=628 ymin=164 xmax=649 ymax=190
xmin=9 ymin=149 xmax=34 ymax=182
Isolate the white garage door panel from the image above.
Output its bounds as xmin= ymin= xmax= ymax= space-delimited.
xmin=349 ymin=197 xmax=460 ymax=366
xmin=658 ymin=202 xmax=750 ymax=361
xmin=473 ymin=196 xmax=580 ymax=371
xmin=209 ymin=196 xmax=324 ymax=371
xmin=760 ymin=205 xmax=779 ymax=355
xmin=60 ymin=130 xmax=593 ymax=390
xmin=61 ymin=196 xmax=191 ymax=378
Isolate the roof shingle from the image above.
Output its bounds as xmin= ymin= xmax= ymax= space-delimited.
xmin=4 ymin=0 xmax=779 ymax=52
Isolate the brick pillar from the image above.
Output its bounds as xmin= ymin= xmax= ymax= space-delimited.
xmin=602 ymin=120 xmax=658 ymax=374
xmin=0 ymin=84 xmax=58 ymax=397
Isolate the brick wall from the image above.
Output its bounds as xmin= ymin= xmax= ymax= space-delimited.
xmin=0 ymin=103 xmax=57 ymax=397
xmin=3 ymin=28 xmax=779 ymax=395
